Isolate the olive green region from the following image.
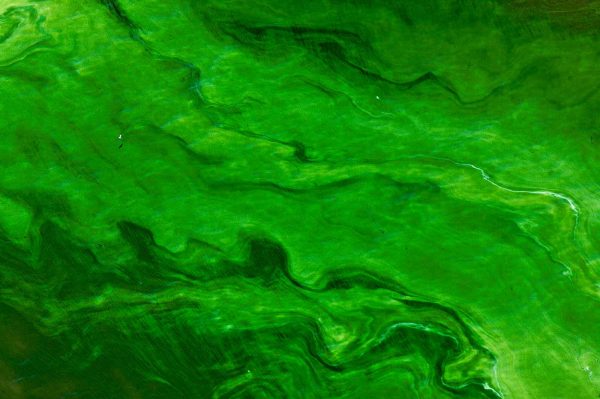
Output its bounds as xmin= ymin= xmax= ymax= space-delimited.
xmin=0 ymin=0 xmax=599 ymax=398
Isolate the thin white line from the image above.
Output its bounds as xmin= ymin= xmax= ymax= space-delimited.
xmin=455 ymin=161 xmax=580 ymax=226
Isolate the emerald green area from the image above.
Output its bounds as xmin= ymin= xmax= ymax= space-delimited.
xmin=0 ymin=0 xmax=599 ymax=398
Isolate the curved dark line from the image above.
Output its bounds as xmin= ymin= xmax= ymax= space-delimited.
xmin=97 ymin=0 xmax=205 ymax=106
xmin=239 ymin=24 xmax=368 ymax=46
xmin=99 ymin=0 xmax=138 ymax=30
xmin=400 ymin=299 xmax=493 ymax=354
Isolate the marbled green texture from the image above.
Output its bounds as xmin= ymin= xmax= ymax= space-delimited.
xmin=0 ymin=0 xmax=599 ymax=398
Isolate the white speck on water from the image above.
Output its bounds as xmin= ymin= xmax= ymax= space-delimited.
xmin=118 ymin=134 xmax=122 ymax=140
xmin=376 ymin=95 xmax=380 ymax=100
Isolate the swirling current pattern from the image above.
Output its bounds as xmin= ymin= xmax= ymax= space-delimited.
xmin=0 ymin=1 xmax=599 ymax=398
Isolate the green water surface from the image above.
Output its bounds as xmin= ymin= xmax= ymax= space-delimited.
xmin=0 ymin=0 xmax=599 ymax=398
